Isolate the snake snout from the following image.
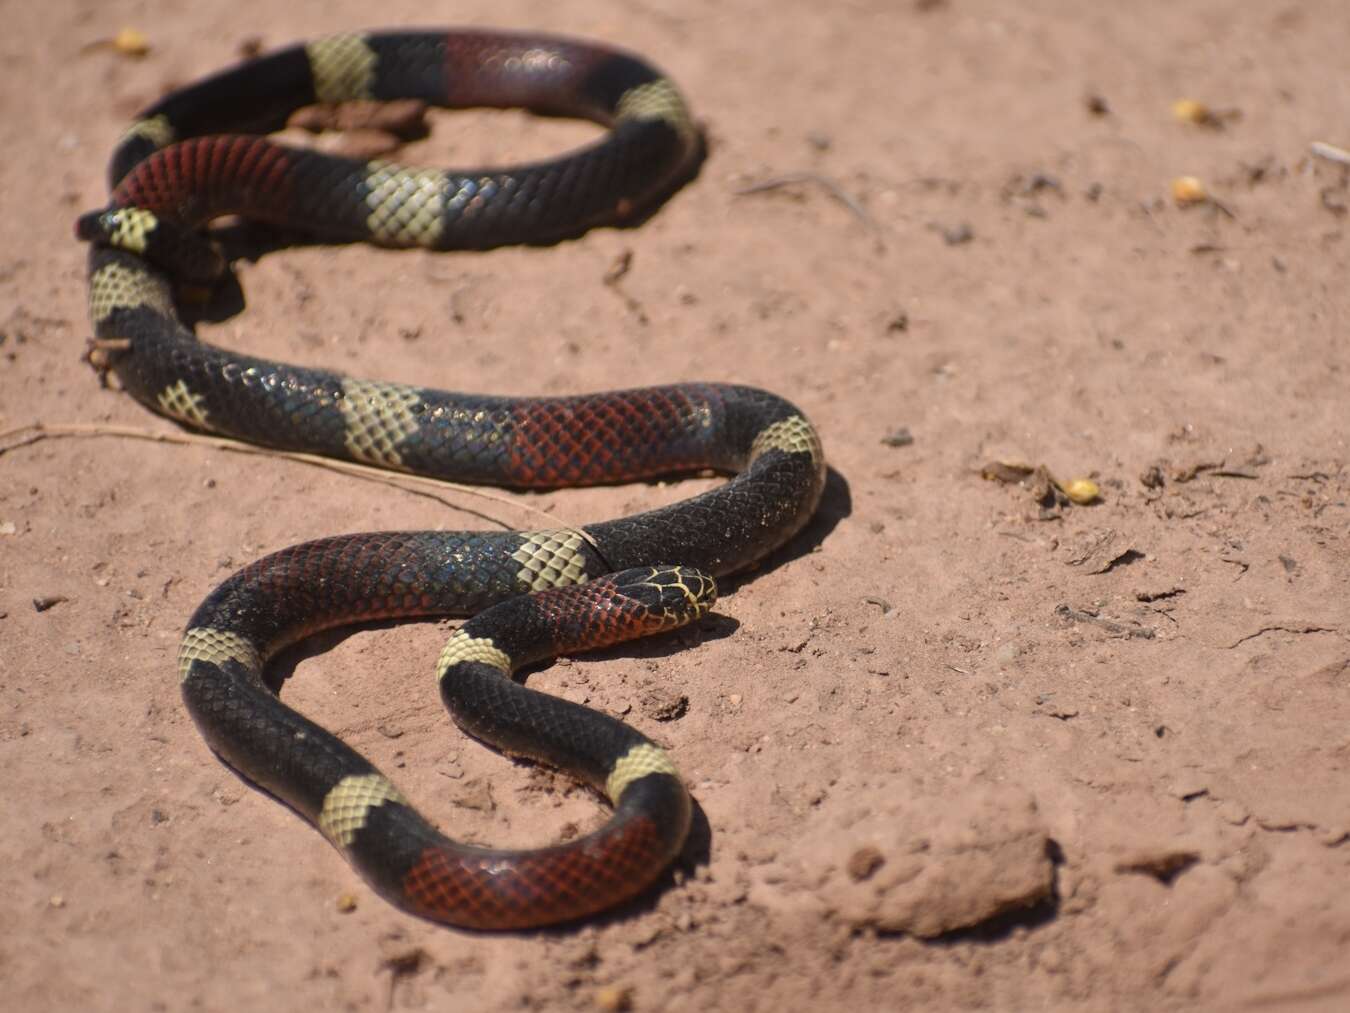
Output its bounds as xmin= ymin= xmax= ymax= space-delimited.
xmin=610 ymin=565 xmax=718 ymax=621
xmin=74 ymin=209 xmax=109 ymax=241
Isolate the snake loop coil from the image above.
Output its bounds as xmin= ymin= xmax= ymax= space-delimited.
xmin=79 ymin=29 xmax=825 ymax=929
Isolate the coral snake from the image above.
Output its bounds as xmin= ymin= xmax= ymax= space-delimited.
xmin=78 ymin=29 xmax=825 ymax=929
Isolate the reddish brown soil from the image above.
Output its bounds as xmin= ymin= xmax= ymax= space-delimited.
xmin=3 ymin=2 xmax=1348 ymax=1010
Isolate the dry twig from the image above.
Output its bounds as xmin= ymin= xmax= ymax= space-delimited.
xmin=0 ymin=421 xmax=568 ymax=531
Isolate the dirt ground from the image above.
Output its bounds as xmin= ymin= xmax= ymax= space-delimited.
xmin=3 ymin=1 xmax=1348 ymax=1010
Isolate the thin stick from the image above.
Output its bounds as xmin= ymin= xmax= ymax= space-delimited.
xmin=0 ymin=421 xmax=564 ymax=531
xmin=1310 ymin=141 xmax=1350 ymax=166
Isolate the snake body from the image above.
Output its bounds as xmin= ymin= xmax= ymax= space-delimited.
xmin=80 ymin=29 xmax=825 ymax=929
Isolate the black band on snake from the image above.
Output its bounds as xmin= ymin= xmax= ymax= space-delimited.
xmin=78 ymin=29 xmax=825 ymax=930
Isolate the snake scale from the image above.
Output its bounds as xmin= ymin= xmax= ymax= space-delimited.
xmin=78 ymin=28 xmax=825 ymax=929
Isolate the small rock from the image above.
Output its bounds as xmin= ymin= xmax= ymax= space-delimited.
xmin=1084 ymin=93 xmax=1111 ymax=116
xmin=1113 ymin=847 xmax=1200 ymax=885
xmin=751 ymin=784 xmax=1054 ymax=937
xmin=846 ymin=846 xmax=885 ymax=882
xmin=940 ymin=222 xmax=974 ymax=245
xmin=640 ymin=687 xmax=689 ymax=722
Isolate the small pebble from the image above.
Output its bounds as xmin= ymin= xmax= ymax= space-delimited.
xmin=942 ymin=222 xmax=974 ymax=245
xmin=113 ymin=27 xmax=150 ymax=57
xmin=1171 ymin=98 xmax=1216 ymax=127
xmin=594 ymin=985 xmax=634 ymax=1012
xmin=1171 ymin=176 xmax=1208 ymax=205
xmin=1058 ymin=477 xmax=1101 ymax=505
xmin=846 ymin=846 xmax=885 ymax=882
xmin=1085 ymin=93 xmax=1111 ymax=116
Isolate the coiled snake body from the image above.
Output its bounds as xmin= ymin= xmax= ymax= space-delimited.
xmin=80 ymin=29 xmax=825 ymax=929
